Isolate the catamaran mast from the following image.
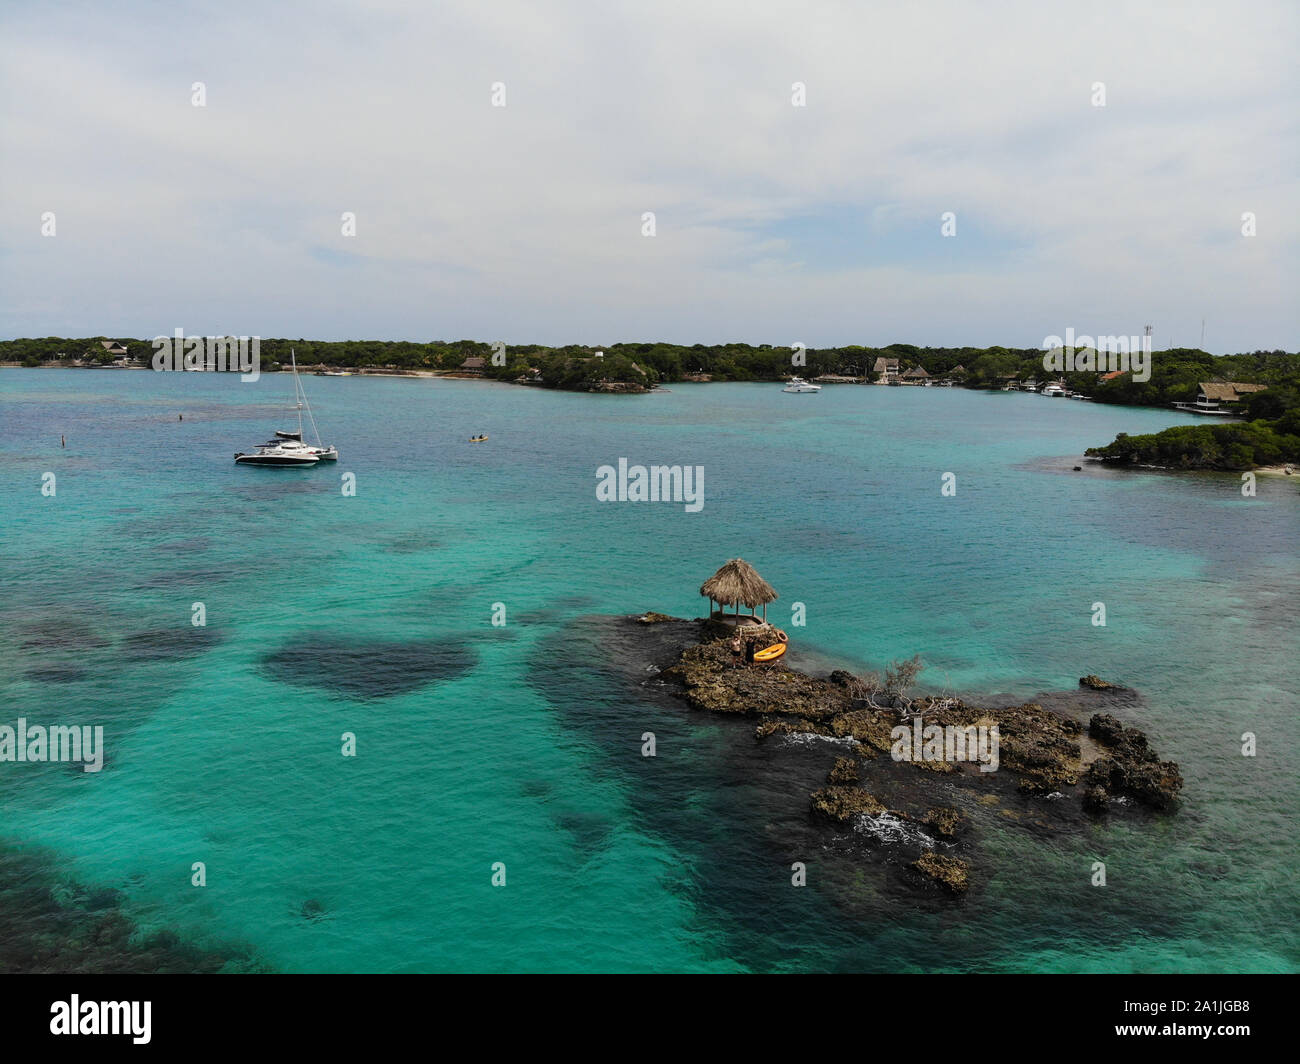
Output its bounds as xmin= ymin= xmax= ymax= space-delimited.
xmin=290 ymin=348 xmax=324 ymax=446
xmin=292 ymin=350 xmax=304 ymax=438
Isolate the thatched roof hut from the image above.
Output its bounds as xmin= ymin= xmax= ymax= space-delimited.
xmin=700 ymin=558 xmax=778 ymax=622
xmin=1199 ymin=381 xmax=1267 ymax=402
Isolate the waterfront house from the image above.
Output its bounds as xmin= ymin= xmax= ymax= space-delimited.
xmin=901 ymin=366 xmax=931 ymax=385
xmin=97 ymin=340 xmax=132 ymax=366
xmin=872 ymin=356 xmax=900 ymax=383
xmin=459 ymin=356 xmax=487 ymax=375
xmin=1173 ymin=381 xmax=1267 ymax=415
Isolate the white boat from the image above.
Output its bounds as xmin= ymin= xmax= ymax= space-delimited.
xmin=783 ymin=377 xmax=822 ymax=393
xmin=235 ymin=436 xmax=320 ymax=466
xmin=1172 ymin=398 xmax=1237 ymax=416
xmin=235 ymin=351 xmax=338 ymax=465
xmin=1041 ymin=383 xmax=1067 ymax=397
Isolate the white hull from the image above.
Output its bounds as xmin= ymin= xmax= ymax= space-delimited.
xmin=235 ymin=448 xmax=318 ymax=466
xmin=783 ymin=377 xmax=821 ymax=393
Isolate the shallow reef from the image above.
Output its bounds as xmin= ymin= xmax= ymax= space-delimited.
xmin=642 ymin=615 xmax=1183 ymax=897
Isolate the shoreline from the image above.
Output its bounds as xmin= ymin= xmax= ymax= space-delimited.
xmin=7 ymin=362 xmax=1291 ymax=475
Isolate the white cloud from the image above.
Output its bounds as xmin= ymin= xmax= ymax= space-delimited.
xmin=1 ymin=0 xmax=1295 ymax=350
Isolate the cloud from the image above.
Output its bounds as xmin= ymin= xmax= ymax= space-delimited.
xmin=1 ymin=0 xmax=1295 ymax=351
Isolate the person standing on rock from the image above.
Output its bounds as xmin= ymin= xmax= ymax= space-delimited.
xmin=744 ymin=635 xmax=756 ymax=666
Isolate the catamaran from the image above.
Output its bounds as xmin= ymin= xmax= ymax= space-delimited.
xmin=233 ymin=435 xmax=320 ymax=466
xmin=235 ymin=351 xmax=338 ymax=466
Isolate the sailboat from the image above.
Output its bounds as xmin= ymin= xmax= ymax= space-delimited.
xmin=235 ymin=351 xmax=339 ymax=466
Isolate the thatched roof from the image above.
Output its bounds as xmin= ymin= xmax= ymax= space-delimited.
xmin=902 ymin=365 xmax=930 ymax=378
xmin=1199 ymin=381 xmax=1267 ymax=401
xmin=700 ymin=558 xmax=777 ymax=607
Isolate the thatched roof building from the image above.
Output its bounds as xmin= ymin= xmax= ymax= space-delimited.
xmin=700 ymin=558 xmax=778 ymax=622
xmin=1198 ymin=381 xmax=1267 ymax=402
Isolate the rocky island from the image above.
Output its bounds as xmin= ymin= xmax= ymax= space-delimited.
xmin=636 ymin=609 xmax=1183 ymax=896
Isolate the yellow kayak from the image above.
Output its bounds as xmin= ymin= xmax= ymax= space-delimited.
xmin=753 ymin=643 xmax=787 ymax=662
xmin=469 ymin=435 xmax=489 ymax=442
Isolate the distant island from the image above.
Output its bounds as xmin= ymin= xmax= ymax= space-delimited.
xmin=4 ymin=337 xmax=1297 ymax=471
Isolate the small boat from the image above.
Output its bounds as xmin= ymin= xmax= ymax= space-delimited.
xmin=1041 ymin=383 xmax=1067 ymax=397
xmin=782 ymin=377 xmax=821 ymax=393
xmin=469 ymin=435 xmax=489 ymax=442
xmin=315 ymin=370 xmax=352 ymax=377
xmin=753 ymin=643 xmax=787 ymax=662
xmin=1172 ymin=398 xmax=1237 ymax=416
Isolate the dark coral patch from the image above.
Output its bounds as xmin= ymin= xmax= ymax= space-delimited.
xmin=555 ymin=810 xmax=614 ymax=859
xmin=120 ymin=626 xmax=223 ymax=662
xmin=24 ymin=663 xmax=89 ymax=684
xmin=261 ymin=636 xmax=476 ymax=698
xmin=20 ymin=619 xmax=110 ymax=652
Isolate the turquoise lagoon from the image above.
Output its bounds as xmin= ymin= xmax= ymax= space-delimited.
xmin=0 ymin=370 xmax=1296 ymax=972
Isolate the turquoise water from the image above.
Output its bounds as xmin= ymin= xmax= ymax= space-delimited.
xmin=1 ymin=370 xmax=1297 ymax=972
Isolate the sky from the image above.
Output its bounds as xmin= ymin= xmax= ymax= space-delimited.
xmin=2 ymin=0 xmax=1296 ymax=353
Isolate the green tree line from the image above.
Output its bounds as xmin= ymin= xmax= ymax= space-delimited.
xmin=4 ymin=337 xmax=1296 ymax=408
xmin=1085 ymin=386 xmax=1300 ymax=471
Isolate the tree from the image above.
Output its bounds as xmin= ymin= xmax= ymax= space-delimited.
xmin=885 ymin=654 xmax=924 ymax=714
